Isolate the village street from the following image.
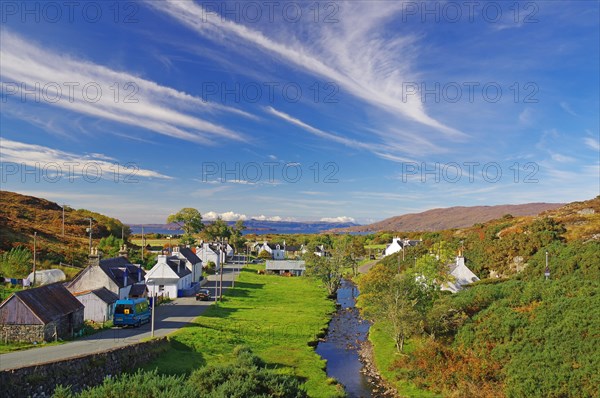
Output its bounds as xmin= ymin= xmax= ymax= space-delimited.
xmin=0 ymin=266 xmax=242 ymax=371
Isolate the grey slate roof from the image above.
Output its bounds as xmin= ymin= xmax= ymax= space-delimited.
xmin=91 ymin=287 xmax=119 ymax=304
xmin=266 ymin=260 xmax=306 ymax=271
xmin=9 ymin=283 xmax=83 ymax=324
xmin=128 ymin=284 xmax=147 ymax=297
xmin=98 ymin=257 xmax=146 ymax=288
xmin=179 ymin=248 xmax=201 ymax=264
xmin=167 ymin=257 xmax=192 ymax=278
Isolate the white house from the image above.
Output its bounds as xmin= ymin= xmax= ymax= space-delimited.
xmin=68 ymin=250 xmax=146 ymax=299
xmin=256 ymin=242 xmax=285 ymax=260
xmin=73 ymin=287 xmax=119 ymax=323
xmin=172 ymin=247 xmax=203 ymax=282
xmin=145 ymin=255 xmax=193 ymax=299
xmin=196 ymin=243 xmax=221 ymax=268
xmin=441 ymin=255 xmax=480 ymax=293
xmin=384 ymin=237 xmax=422 ymax=257
xmin=384 ymin=237 xmax=404 ymax=256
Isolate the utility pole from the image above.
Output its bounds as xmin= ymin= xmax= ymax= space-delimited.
xmin=62 ymin=204 xmax=65 ymax=237
xmin=141 ymin=225 xmax=145 ymax=262
xmin=545 ymin=251 xmax=550 ymax=280
xmin=32 ymin=232 xmax=37 ymax=287
xmin=151 ymin=286 xmax=156 ymax=338
xmin=219 ymin=238 xmax=224 ymax=301
xmin=87 ymin=218 xmax=93 ymax=254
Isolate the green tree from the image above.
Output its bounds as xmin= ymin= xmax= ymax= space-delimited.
xmin=167 ymin=208 xmax=204 ymax=236
xmin=258 ymin=250 xmax=272 ymax=259
xmin=304 ymin=237 xmax=352 ymax=295
xmin=359 ymin=272 xmax=423 ymax=352
xmin=203 ymin=217 xmax=231 ymax=241
xmin=97 ymin=235 xmax=123 ymax=257
xmin=229 ymin=220 xmax=247 ymax=254
xmin=0 ymin=246 xmax=32 ymax=278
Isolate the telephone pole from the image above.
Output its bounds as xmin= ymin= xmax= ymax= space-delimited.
xmin=141 ymin=225 xmax=145 ymax=262
xmin=87 ymin=218 xmax=93 ymax=254
xmin=32 ymin=232 xmax=37 ymax=287
xmin=62 ymin=204 xmax=65 ymax=237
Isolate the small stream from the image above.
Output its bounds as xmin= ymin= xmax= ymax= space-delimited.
xmin=316 ymin=279 xmax=378 ymax=398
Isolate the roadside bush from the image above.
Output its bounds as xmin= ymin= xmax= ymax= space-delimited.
xmin=188 ymin=345 xmax=308 ymax=398
xmin=53 ymin=370 xmax=195 ymax=398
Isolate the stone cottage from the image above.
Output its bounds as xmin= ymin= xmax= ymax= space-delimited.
xmin=0 ymin=283 xmax=84 ymax=342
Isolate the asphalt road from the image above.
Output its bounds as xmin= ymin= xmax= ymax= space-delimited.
xmin=0 ymin=266 xmax=241 ymax=371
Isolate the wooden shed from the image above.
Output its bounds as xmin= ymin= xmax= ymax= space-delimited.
xmin=0 ymin=283 xmax=84 ymax=343
xmin=74 ymin=287 xmax=119 ymax=323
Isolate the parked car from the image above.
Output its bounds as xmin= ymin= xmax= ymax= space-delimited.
xmin=195 ymin=289 xmax=211 ymax=301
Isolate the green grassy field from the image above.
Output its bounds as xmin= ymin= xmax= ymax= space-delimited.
xmin=143 ymin=265 xmax=344 ymax=397
xmin=130 ymin=238 xmax=175 ymax=247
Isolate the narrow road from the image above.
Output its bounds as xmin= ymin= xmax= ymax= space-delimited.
xmin=0 ymin=266 xmax=242 ymax=371
xmin=358 ymin=260 xmax=379 ymax=274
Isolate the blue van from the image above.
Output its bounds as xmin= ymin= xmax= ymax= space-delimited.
xmin=113 ymin=298 xmax=151 ymax=327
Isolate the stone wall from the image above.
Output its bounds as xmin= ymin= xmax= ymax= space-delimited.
xmin=0 ymin=337 xmax=169 ymax=397
xmin=0 ymin=324 xmax=45 ymax=343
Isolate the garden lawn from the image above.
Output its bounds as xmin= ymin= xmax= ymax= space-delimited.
xmin=143 ymin=265 xmax=344 ymax=397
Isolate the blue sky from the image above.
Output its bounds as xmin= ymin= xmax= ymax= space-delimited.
xmin=1 ymin=1 xmax=598 ymax=224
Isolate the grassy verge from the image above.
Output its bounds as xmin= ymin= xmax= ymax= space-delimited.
xmin=369 ymin=323 xmax=441 ymax=398
xmin=0 ymin=340 xmax=64 ymax=355
xmin=143 ymin=265 xmax=344 ymax=397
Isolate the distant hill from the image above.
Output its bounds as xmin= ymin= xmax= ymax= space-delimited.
xmin=0 ymin=191 xmax=130 ymax=266
xmin=329 ymin=203 xmax=565 ymax=233
xmin=129 ymin=219 xmax=360 ymax=235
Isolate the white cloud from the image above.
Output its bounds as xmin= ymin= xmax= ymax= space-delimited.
xmin=0 ymin=138 xmax=172 ymax=180
xmin=203 ymin=211 xmax=248 ymax=221
xmin=584 ymin=137 xmax=600 ymax=151
xmin=0 ymin=30 xmax=250 ymax=144
xmin=251 ymin=215 xmax=296 ymax=222
xmin=559 ymin=101 xmax=577 ymax=116
xmin=518 ymin=108 xmax=534 ymax=125
xmin=550 ymin=153 xmax=576 ymax=163
xmin=148 ymin=1 xmax=463 ymax=137
xmin=320 ymin=216 xmax=356 ymax=223
xmin=266 ymin=106 xmax=418 ymax=162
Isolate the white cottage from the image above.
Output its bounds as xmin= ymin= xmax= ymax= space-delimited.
xmin=68 ymin=252 xmax=146 ymax=300
xmin=172 ymin=247 xmax=203 ymax=282
xmin=384 ymin=237 xmax=421 ymax=257
xmin=196 ymin=243 xmax=221 ymax=268
xmin=441 ymin=255 xmax=480 ymax=293
xmin=145 ymin=255 xmax=193 ymax=298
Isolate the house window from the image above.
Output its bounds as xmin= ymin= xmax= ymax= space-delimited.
xmin=159 ymin=285 xmax=165 ymax=292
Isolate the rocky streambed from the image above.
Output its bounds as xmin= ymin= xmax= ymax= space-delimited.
xmin=316 ymin=279 xmax=397 ymax=398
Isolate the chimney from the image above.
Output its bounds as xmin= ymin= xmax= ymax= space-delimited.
xmin=123 ymin=269 xmax=128 ymax=286
xmin=88 ymin=246 xmax=100 ymax=267
xmin=119 ymin=244 xmax=128 ymax=258
xmin=137 ymin=265 xmax=142 ymax=282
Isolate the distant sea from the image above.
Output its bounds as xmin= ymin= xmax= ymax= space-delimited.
xmin=128 ymin=226 xmax=329 ymax=236
xmin=128 ymin=221 xmax=360 ymax=236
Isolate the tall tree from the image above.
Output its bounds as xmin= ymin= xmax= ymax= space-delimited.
xmin=358 ymin=270 xmax=424 ymax=352
xmin=167 ymin=208 xmax=204 ymax=246
xmin=229 ymin=220 xmax=247 ymax=254
xmin=203 ymin=217 xmax=231 ymax=241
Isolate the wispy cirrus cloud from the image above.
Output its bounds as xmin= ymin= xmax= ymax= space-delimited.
xmin=266 ymin=106 xmax=419 ymax=162
xmin=0 ymin=30 xmax=250 ymax=144
xmin=146 ymin=0 xmax=463 ymax=138
xmin=0 ymin=138 xmax=171 ymax=179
